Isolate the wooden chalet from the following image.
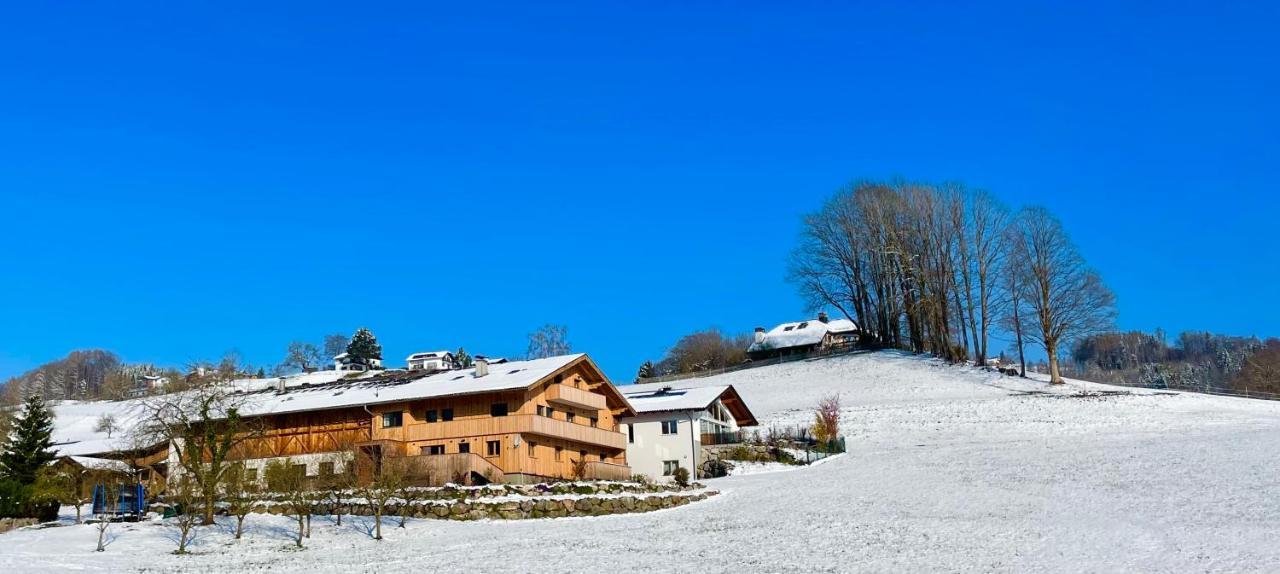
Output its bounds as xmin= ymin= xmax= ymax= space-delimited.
xmin=227 ymin=353 xmax=635 ymax=485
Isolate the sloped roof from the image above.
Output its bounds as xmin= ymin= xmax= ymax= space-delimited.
xmin=63 ymin=455 xmax=134 ymax=474
xmin=407 ymin=351 xmax=452 ymax=361
xmin=50 ymin=354 xmax=633 ymax=458
xmin=622 ymin=384 xmax=757 ymax=426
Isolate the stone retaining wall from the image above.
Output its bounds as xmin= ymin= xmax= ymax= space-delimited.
xmin=0 ymin=517 xmax=40 ymax=534
xmin=253 ymin=489 xmax=717 ymax=521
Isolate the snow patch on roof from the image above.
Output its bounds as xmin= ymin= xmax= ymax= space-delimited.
xmin=623 ymin=385 xmax=730 ymax=413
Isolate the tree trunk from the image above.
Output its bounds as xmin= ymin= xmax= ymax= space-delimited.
xmin=96 ymin=526 xmax=106 ymax=552
xmin=75 ymin=505 xmax=82 ymax=524
xmin=296 ymin=515 xmax=304 ymax=548
xmin=374 ymin=507 xmax=383 ymax=540
xmin=1047 ymin=343 xmax=1064 ymax=384
xmin=235 ymin=515 xmax=245 ymax=539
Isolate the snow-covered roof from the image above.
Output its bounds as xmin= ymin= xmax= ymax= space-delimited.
xmin=64 ymin=455 xmax=134 ymax=474
xmin=47 ymin=354 xmax=626 ymax=457
xmin=407 ymin=351 xmax=452 ymax=361
xmin=624 ymin=385 xmax=731 ymax=413
xmin=234 ymin=354 xmax=588 ymax=417
xmin=622 ymin=385 xmax=757 ymax=426
xmin=748 ymin=317 xmax=859 ymax=352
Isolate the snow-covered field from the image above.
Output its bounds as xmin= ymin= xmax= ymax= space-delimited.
xmin=4 ymin=351 xmax=1280 ymax=572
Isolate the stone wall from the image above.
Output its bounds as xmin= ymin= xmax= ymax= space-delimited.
xmin=0 ymin=517 xmax=40 ymax=535
xmin=247 ymin=482 xmax=716 ymax=521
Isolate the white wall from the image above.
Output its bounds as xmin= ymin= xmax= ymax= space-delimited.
xmin=621 ymin=411 xmax=701 ymax=481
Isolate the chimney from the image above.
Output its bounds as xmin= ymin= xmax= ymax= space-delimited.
xmin=275 ymin=378 xmax=286 ymax=393
xmin=754 ymin=327 xmax=766 ymax=344
xmin=818 ymin=312 xmax=829 ymax=323
xmin=474 ymin=359 xmax=489 ymax=377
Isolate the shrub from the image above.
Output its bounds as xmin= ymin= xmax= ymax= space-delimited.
xmin=671 ymin=467 xmax=690 ymax=487
xmin=703 ymin=459 xmax=731 ymax=478
xmin=0 ymin=479 xmax=32 ymax=519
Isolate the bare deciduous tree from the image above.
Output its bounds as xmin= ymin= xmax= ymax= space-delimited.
xmin=222 ymin=463 xmax=261 ymax=540
xmin=1009 ymin=207 xmax=1117 ymax=383
xmin=132 ymin=373 xmax=261 ymax=525
xmin=812 ymin=394 xmax=841 ymax=446
xmin=356 ymin=453 xmax=412 ymax=541
xmin=94 ymin=414 xmax=120 ymax=438
xmin=280 ymin=342 xmax=323 ymax=374
xmin=166 ymin=475 xmax=202 ymax=554
xmin=264 ymin=460 xmax=311 ymax=548
xmin=526 ymin=324 xmax=572 ymax=360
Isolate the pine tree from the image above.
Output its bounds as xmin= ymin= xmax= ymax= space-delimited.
xmin=637 ymin=361 xmax=654 ymax=380
xmin=346 ymin=328 xmax=383 ymax=366
xmin=455 ymin=347 xmax=473 ymax=369
xmin=0 ymin=395 xmax=58 ymax=484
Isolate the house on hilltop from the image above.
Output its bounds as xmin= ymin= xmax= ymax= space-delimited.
xmin=747 ymin=312 xmax=859 ymax=360
xmin=406 ymin=350 xmax=455 ymax=372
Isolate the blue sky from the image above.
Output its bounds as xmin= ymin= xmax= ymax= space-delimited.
xmin=1 ymin=2 xmax=1276 ymax=383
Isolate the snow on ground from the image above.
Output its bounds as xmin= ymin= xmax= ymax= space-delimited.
xmin=4 ymin=351 xmax=1280 ymax=572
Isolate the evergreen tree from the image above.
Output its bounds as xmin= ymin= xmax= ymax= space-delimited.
xmin=637 ymin=361 xmax=655 ymax=380
xmin=346 ymin=328 xmax=383 ymax=366
xmin=0 ymin=395 xmax=57 ymax=484
xmin=455 ymin=347 xmax=473 ymax=369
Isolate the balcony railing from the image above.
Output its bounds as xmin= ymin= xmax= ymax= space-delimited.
xmin=583 ymin=461 xmax=632 ymax=481
xmin=396 ymin=414 xmax=626 ymax=450
xmin=545 ymin=383 xmax=607 ymax=411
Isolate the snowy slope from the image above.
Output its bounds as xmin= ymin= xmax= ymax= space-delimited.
xmin=5 ymin=351 xmax=1280 ymax=572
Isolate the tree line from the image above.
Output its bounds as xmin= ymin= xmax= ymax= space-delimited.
xmin=789 ymin=179 xmax=1116 ymax=383
xmin=1062 ymin=329 xmax=1280 ymax=395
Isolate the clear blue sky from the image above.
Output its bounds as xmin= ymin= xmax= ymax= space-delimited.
xmin=1 ymin=2 xmax=1276 ymax=383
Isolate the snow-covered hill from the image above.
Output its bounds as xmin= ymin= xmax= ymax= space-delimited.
xmin=3 ymin=351 xmax=1279 ymax=572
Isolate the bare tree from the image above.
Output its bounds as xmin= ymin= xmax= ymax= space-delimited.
xmin=166 ymin=475 xmax=202 ymax=554
xmin=526 ymin=324 xmax=572 ymax=359
xmin=222 ymin=464 xmax=261 ymax=540
xmin=280 ymin=342 xmax=323 ymax=374
xmin=92 ymin=478 xmax=120 ymax=552
xmin=264 ymin=460 xmax=310 ymax=548
xmin=94 ymin=414 xmax=120 ymax=438
xmin=356 ymin=453 xmax=412 ymax=541
xmin=1009 ymin=207 xmax=1117 ymax=383
xmin=132 ymin=373 xmax=261 ymax=525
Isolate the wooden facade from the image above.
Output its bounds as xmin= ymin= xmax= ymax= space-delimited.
xmin=227 ymin=355 xmax=634 ymax=484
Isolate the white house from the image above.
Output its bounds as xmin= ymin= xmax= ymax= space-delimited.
xmin=406 ymin=351 xmax=455 ymax=371
xmin=620 ymin=385 xmax=757 ymax=480
xmin=747 ymin=312 xmax=859 ymax=360
xmin=334 ymin=352 xmax=382 ymax=372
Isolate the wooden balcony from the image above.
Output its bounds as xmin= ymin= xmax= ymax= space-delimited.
xmin=583 ymin=461 xmax=631 ymax=481
xmin=545 ymin=383 xmax=607 ymax=411
xmin=401 ymin=414 xmax=626 ymax=450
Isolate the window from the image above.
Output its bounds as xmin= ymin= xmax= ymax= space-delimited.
xmin=382 ymin=411 xmax=403 ymax=428
xmin=627 ymin=424 xmax=634 ymax=444
xmin=486 ymin=440 xmax=501 ymax=457
xmin=537 ymin=405 xmax=545 ymax=417
xmin=663 ymin=461 xmax=679 ymax=476
xmin=661 ymin=420 xmax=679 ymax=435
xmin=528 ymin=441 xmax=536 ymax=457
xmin=244 ymin=467 xmax=258 ymax=482
xmin=441 ymin=408 xmax=454 ymax=421
xmin=458 ymin=442 xmax=470 ymax=454
xmin=554 ymin=446 xmax=562 ymax=461
xmin=545 ymin=407 xmax=555 ymax=418
xmin=422 ymin=445 xmax=445 ymax=455
xmin=590 ymin=417 xmax=598 ymax=428
xmin=566 ymin=412 xmax=575 ymax=424
xmin=424 ymin=409 xmax=438 ymax=423
xmin=490 ymin=403 xmax=508 ymax=417
xmin=319 ymin=461 xmax=335 ymax=475
xmin=579 ymin=450 xmax=586 ymax=462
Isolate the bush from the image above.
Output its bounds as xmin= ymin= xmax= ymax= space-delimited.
xmin=703 ymin=459 xmax=731 ymax=478
xmin=671 ymin=467 xmax=690 ymax=487
xmin=0 ymin=479 xmax=31 ymax=518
